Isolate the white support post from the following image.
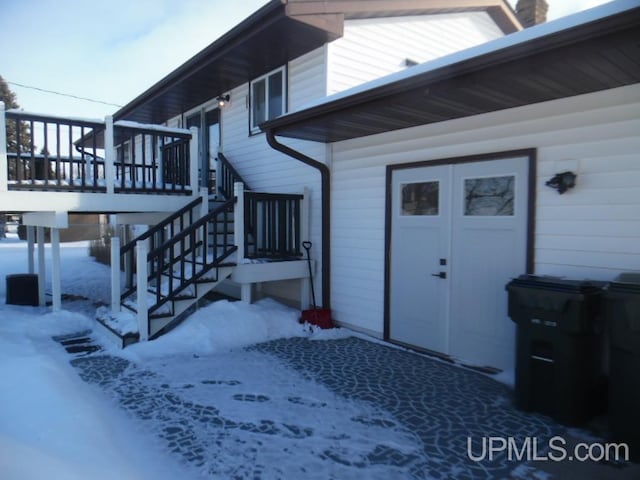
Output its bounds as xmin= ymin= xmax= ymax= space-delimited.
xmin=111 ymin=236 xmax=121 ymax=313
xmin=27 ymin=226 xmax=35 ymax=273
xmin=124 ymin=226 xmax=133 ymax=289
xmin=198 ymin=188 xmax=209 ymax=259
xmin=189 ymin=127 xmax=199 ymax=197
xmin=234 ymin=181 xmax=250 ymax=303
xmin=215 ymin=155 xmax=222 ymax=199
xmin=105 ymin=115 xmax=115 ymax=195
xmin=199 ymin=187 xmax=209 ymax=216
xmin=234 ymin=181 xmax=245 ymax=261
xmin=0 ymin=101 xmax=7 ymax=192
xmin=51 ymin=228 xmax=61 ymax=311
xmin=136 ymin=240 xmax=149 ymax=341
xmin=36 ymin=227 xmax=46 ymax=307
xmin=300 ymin=187 xmax=311 ymax=310
xmin=241 ymin=283 xmax=252 ymax=304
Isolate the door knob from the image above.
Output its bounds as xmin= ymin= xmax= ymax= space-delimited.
xmin=431 ymin=272 xmax=447 ymax=279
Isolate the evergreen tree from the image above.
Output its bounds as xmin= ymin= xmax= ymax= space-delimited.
xmin=1 ymin=75 xmax=32 ymax=154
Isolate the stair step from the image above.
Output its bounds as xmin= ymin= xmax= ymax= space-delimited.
xmin=122 ymin=303 xmax=137 ymax=314
xmin=160 ymin=274 xmax=210 ymax=284
xmin=147 ymin=287 xmax=194 ymax=301
xmin=53 ymin=331 xmax=103 ymax=357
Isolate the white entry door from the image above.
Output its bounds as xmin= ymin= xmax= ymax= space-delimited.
xmin=389 ymin=156 xmax=529 ymax=371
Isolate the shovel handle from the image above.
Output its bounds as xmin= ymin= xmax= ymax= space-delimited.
xmin=302 ymin=241 xmax=312 ymax=251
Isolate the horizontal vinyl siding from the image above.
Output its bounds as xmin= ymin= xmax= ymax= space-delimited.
xmin=222 ymin=48 xmax=329 ymax=302
xmin=328 ymin=12 xmax=504 ymax=95
xmin=331 ymin=84 xmax=640 ymax=335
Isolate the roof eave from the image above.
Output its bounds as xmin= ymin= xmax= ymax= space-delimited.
xmin=262 ymin=5 xmax=640 ymax=142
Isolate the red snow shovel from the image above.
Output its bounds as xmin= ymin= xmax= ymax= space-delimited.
xmin=300 ymin=241 xmax=333 ymax=329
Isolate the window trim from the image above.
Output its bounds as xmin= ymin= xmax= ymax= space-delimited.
xmin=249 ymin=65 xmax=287 ymax=135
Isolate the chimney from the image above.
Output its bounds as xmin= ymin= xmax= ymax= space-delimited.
xmin=515 ymin=0 xmax=549 ymax=28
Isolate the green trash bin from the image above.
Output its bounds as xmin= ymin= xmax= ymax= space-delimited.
xmin=606 ymin=273 xmax=640 ymax=460
xmin=506 ymin=275 xmax=607 ymax=426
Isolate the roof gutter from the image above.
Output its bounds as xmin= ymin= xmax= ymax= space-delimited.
xmin=265 ymin=129 xmax=331 ymax=309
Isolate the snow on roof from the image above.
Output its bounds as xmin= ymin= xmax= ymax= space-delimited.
xmin=291 ymin=0 xmax=637 ymax=113
xmin=114 ymin=120 xmax=191 ymax=135
xmin=5 ymin=108 xmax=104 ymax=125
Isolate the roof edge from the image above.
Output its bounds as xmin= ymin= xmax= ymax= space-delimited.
xmin=114 ymin=0 xmax=286 ymax=120
xmin=262 ymin=1 xmax=639 ymax=136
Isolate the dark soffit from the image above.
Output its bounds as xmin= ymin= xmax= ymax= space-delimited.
xmin=114 ymin=1 xmax=342 ymax=124
xmin=262 ymin=7 xmax=640 ymax=143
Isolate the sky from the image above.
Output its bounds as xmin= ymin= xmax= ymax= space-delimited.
xmin=0 ymin=0 xmax=614 ymax=121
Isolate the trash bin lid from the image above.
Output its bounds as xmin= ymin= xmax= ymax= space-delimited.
xmin=507 ymin=274 xmax=604 ymax=294
xmin=607 ymin=272 xmax=640 ymax=294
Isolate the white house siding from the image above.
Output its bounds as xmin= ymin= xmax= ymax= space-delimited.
xmin=330 ymin=84 xmax=640 ymax=336
xmin=327 ymin=12 xmax=505 ymax=95
xmin=220 ymin=48 xmax=329 ymax=304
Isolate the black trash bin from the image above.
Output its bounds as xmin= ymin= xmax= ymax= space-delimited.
xmin=6 ymin=273 xmax=39 ymax=306
xmin=506 ymin=275 xmax=607 ymax=426
xmin=606 ymin=273 xmax=640 ymax=459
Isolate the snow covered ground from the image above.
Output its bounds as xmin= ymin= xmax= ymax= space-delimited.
xmin=0 ymin=232 xmax=411 ymax=479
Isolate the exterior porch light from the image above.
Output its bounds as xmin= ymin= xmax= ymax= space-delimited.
xmin=216 ymin=94 xmax=230 ymax=107
xmin=546 ymin=171 xmax=577 ymax=194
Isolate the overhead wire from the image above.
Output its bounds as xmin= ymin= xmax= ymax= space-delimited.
xmin=7 ymin=81 xmax=123 ymax=108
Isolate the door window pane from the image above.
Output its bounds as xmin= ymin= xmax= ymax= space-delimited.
xmin=464 ymin=175 xmax=515 ymax=216
xmin=401 ymin=181 xmax=439 ymax=215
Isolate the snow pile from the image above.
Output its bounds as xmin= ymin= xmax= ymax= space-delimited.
xmin=0 ymin=234 xmax=354 ymax=479
xmin=124 ymin=297 xmax=348 ymax=360
xmin=0 ymin=305 xmax=194 ymax=480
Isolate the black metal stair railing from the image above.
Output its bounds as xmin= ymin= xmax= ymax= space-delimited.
xmin=244 ymin=191 xmax=304 ymax=259
xmin=120 ymin=196 xmax=204 ymax=301
xmin=217 ymin=152 xmax=250 ymax=199
xmin=143 ymin=198 xmax=237 ymax=318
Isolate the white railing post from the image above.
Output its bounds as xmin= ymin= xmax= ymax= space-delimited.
xmin=198 ymin=187 xmax=209 ymax=258
xmin=234 ymin=181 xmax=245 ymax=261
xmin=111 ymin=236 xmax=121 ymax=313
xmin=0 ymin=101 xmax=8 ymax=192
xmin=301 ymin=187 xmax=310 ymax=245
xmin=136 ymin=239 xmax=149 ymax=341
xmin=105 ymin=115 xmax=115 ymax=195
xmin=189 ymin=127 xmax=199 ymax=197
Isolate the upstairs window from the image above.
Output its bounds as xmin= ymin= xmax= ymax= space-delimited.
xmin=250 ymin=66 xmax=286 ymax=133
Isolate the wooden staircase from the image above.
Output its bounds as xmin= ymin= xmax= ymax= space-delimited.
xmin=96 ymin=153 xmax=308 ymax=347
xmin=119 ymin=195 xmax=239 ymax=340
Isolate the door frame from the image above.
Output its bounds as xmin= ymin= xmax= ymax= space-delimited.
xmin=185 ymin=107 xmax=221 ymax=191
xmin=383 ymin=148 xmax=537 ymax=345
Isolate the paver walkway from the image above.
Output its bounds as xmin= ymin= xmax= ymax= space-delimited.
xmin=67 ymin=335 xmax=582 ymax=479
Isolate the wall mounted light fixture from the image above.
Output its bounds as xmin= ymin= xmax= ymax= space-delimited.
xmin=546 ymin=171 xmax=577 ymax=194
xmin=216 ymin=94 xmax=230 ymax=107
